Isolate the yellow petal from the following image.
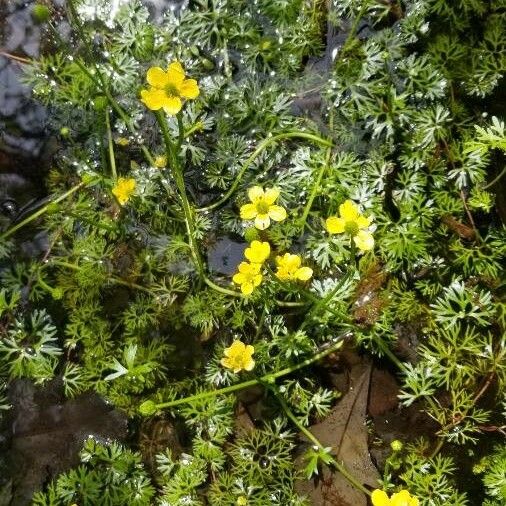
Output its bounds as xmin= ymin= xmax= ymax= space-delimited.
xmin=339 ymin=200 xmax=360 ymax=221
xmin=140 ymin=88 xmax=167 ymax=110
xmin=371 ymin=490 xmax=390 ymax=506
xmin=180 ymin=79 xmax=200 ymax=99
xmin=240 ymin=203 xmax=258 ymax=220
xmin=263 ymin=187 xmax=280 ymax=205
xmin=162 ymin=96 xmax=183 ymax=115
xmin=357 ymin=214 xmax=372 ymax=229
xmin=354 ymin=230 xmax=374 ymax=251
xmin=296 ymin=267 xmax=313 ymax=281
xmin=248 ymin=186 xmax=265 ymax=203
xmin=241 ymin=282 xmax=254 ymax=295
xmin=243 ymin=358 xmax=255 ymax=371
xmin=229 ymin=340 xmax=246 ymax=353
xmin=146 ymin=66 xmax=168 ymax=88
xmin=233 ymin=273 xmax=246 ymax=284
xmin=245 ymin=241 xmax=270 ymax=263
xmin=221 ymin=357 xmax=232 ymax=368
xmin=326 ymin=216 xmax=345 ymax=234
xmin=287 ymin=254 xmax=301 ymax=269
xmin=244 ymin=344 xmax=255 ymax=356
xmin=391 ymin=491 xmax=417 ymax=506
xmin=166 ymin=61 xmax=185 ymax=86
xmin=268 ymin=205 xmax=287 ymax=222
xmin=276 ymin=272 xmax=288 ymax=281
xmin=252 ymin=273 xmax=262 ymax=287
xmin=254 ymin=214 xmax=271 ymax=230
xmin=238 ymin=261 xmax=252 ymax=274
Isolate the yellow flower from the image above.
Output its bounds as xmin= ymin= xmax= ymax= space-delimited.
xmin=154 ymin=155 xmax=167 ymax=168
xmin=371 ymin=489 xmax=419 ymax=506
xmin=232 ymin=261 xmax=262 ymax=295
xmin=236 ymin=496 xmax=248 ymax=506
xmin=275 ymin=253 xmax=313 ymax=282
xmin=244 ymin=240 xmax=270 ymax=264
xmin=221 ymin=340 xmax=255 ymax=373
xmin=112 ymin=177 xmax=136 ymax=205
xmin=115 ymin=137 xmax=130 ymax=146
xmin=325 ymin=199 xmax=374 ymax=252
xmin=240 ymin=186 xmax=287 ymax=230
xmin=140 ymin=61 xmax=199 ymax=115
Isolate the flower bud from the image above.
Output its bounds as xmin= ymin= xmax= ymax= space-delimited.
xmin=32 ymin=4 xmax=50 ymax=23
xmin=139 ymin=400 xmax=157 ymax=416
xmin=390 ymin=440 xmax=403 ymax=452
xmin=244 ymin=227 xmax=259 ymax=243
xmin=93 ymin=95 xmax=108 ymax=112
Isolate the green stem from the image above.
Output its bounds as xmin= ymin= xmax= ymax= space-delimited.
xmin=483 ymin=165 xmax=506 ymax=189
xmin=299 ymin=272 xmax=352 ymax=331
xmin=204 ymin=276 xmax=243 ymax=297
xmin=0 ymin=182 xmax=84 ymax=240
xmin=197 ymin=132 xmax=332 ymax=213
xmin=371 ymin=334 xmax=407 ymax=372
xmin=57 ymin=2 xmax=156 ymax=168
xmin=184 ymin=121 xmax=204 ymax=138
xmin=271 ymin=386 xmax=370 ymax=496
xmin=156 ymin=111 xmax=205 ymax=282
xmin=154 ymin=335 xmax=348 ymax=409
xmin=177 ymin=113 xmax=184 ymax=148
xmin=37 ymin=275 xmax=58 ymax=297
xmin=105 ymin=108 xmax=117 ymax=180
xmin=299 ymin=111 xmax=333 ymax=232
xmin=341 ymin=5 xmax=368 ymax=54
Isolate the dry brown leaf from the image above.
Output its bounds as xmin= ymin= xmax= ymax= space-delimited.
xmin=296 ymin=359 xmax=379 ymax=505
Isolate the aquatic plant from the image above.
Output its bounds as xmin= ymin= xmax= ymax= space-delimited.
xmin=0 ymin=0 xmax=505 ymax=503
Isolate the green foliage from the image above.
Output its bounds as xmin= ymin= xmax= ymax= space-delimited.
xmin=475 ymin=443 xmax=506 ymax=505
xmin=31 ymin=439 xmax=155 ymax=506
xmin=3 ymin=0 xmax=506 ymax=503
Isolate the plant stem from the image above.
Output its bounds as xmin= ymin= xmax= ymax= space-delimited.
xmin=55 ymin=2 xmax=156 ymax=168
xmin=197 ymin=132 xmax=332 ymax=213
xmin=299 ymin=111 xmax=333 ymax=232
xmin=0 ymin=182 xmax=84 ymax=240
xmin=154 ymin=334 xmax=349 ymax=410
xmin=156 ymin=111 xmax=205 ymax=282
xmin=271 ymin=386 xmax=370 ymax=496
xmin=105 ymin=108 xmax=117 ymax=180
xmin=483 ymin=165 xmax=506 ymax=189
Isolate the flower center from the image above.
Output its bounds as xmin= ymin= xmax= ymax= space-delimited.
xmin=230 ymin=355 xmax=244 ymax=368
xmin=165 ymin=83 xmax=180 ymax=97
xmin=256 ymin=200 xmax=270 ymax=214
xmin=344 ymin=221 xmax=359 ymax=236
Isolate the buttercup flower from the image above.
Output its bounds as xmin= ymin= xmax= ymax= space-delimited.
xmin=140 ymin=61 xmax=199 ymax=115
xmin=325 ymin=199 xmax=374 ymax=252
xmin=371 ymin=489 xmax=419 ymax=506
xmin=112 ymin=177 xmax=136 ymax=205
xmin=233 ymin=261 xmax=262 ymax=295
xmin=154 ymin=155 xmax=167 ymax=168
xmin=244 ymin=240 xmax=270 ymax=264
xmin=240 ymin=186 xmax=287 ymax=230
xmin=221 ymin=340 xmax=255 ymax=373
xmin=275 ymin=253 xmax=313 ymax=282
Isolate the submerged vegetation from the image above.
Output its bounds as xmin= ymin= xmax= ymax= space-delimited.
xmin=0 ymin=0 xmax=505 ymax=504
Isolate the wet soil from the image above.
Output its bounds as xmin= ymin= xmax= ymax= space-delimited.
xmin=0 ymin=379 xmax=127 ymax=506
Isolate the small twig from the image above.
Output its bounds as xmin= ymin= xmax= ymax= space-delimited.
xmin=0 ymin=51 xmax=31 ymax=64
